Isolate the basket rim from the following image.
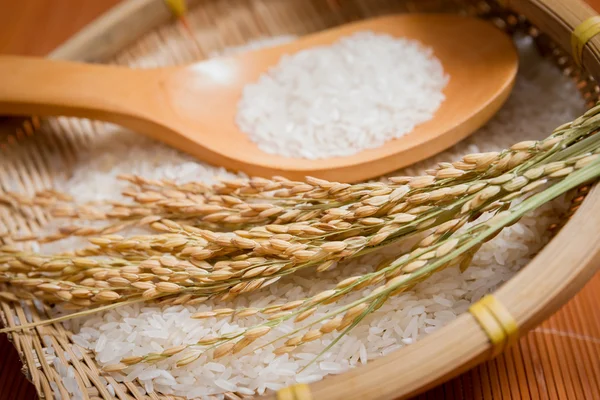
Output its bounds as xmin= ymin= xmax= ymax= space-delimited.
xmin=13 ymin=0 xmax=600 ymax=398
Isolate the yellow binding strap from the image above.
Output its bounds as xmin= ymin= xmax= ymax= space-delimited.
xmin=469 ymin=294 xmax=518 ymax=358
xmin=277 ymin=384 xmax=313 ymax=400
xmin=277 ymin=386 xmax=295 ymax=400
xmin=481 ymin=294 xmax=518 ymax=348
xmin=164 ymin=0 xmax=187 ymax=18
xmin=572 ymin=16 xmax=600 ymax=68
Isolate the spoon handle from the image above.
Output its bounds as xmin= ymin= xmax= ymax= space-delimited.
xmin=0 ymin=56 xmax=157 ymax=123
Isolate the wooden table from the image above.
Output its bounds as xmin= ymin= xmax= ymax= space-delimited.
xmin=1 ymin=1 xmax=600 ymax=399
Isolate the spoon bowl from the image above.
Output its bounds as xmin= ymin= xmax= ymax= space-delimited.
xmin=0 ymin=14 xmax=518 ymax=182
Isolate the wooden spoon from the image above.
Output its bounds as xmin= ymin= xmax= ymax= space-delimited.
xmin=0 ymin=14 xmax=517 ymax=183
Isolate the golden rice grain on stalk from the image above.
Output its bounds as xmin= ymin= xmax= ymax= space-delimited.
xmin=281 ymin=300 xmax=305 ymax=310
xmin=170 ymin=294 xmax=192 ymax=305
xmin=435 ymin=239 xmax=460 ymax=258
xmin=232 ymin=338 xmax=253 ymax=354
xmin=488 ymin=173 xmax=514 ymax=185
xmin=262 ymin=305 xmax=283 ymax=314
xmin=231 ymin=237 xmax=256 ymax=249
xmin=209 ymin=270 xmax=234 ymax=281
xmin=418 ymin=251 xmax=436 ymax=260
xmin=369 ymin=274 xmax=386 ymax=286
xmin=549 ymin=166 xmax=574 ymax=178
xmin=0 ymin=292 xmax=18 ymax=302
xmin=511 ymin=140 xmax=537 ymax=150
xmin=269 ymin=238 xmax=291 ymax=251
xmin=466 ymin=182 xmax=487 ymax=195
xmin=121 ymin=356 xmax=143 ymax=365
xmin=187 ymin=296 xmax=208 ymax=305
xmin=539 ymin=136 xmax=561 ymax=150
xmin=499 ymin=192 xmax=521 ymax=202
xmin=403 ymin=260 xmax=427 ymax=273
xmin=196 ymin=335 xmax=219 ymax=345
xmin=274 ymin=346 xmax=296 ymax=355
xmin=385 ymin=273 xmax=413 ymax=289
xmin=155 ymin=282 xmax=181 ymax=293
xmin=387 ymin=176 xmax=411 ymax=184
xmin=521 ymin=179 xmax=548 ymax=193
xmin=292 ymin=250 xmax=317 ymax=261
xmin=524 ymin=167 xmax=545 ymax=180
xmin=241 ymin=278 xmax=265 ymax=293
xmin=336 ymin=276 xmax=362 ymax=289
xmin=142 ymin=288 xmax=159 ymax=299
xmin=301 ymin=330 xmax=323 ymax=342
xmin=295 ymin=308 xmax=317 ymax=322
xmin=55 ymin=291 xmax=73 ymax=302
xmin=213 ymin=342 xmax=235 ymax=359
xmin=131 ymin=281 xmax=155 ymax=290
xmin=43 ymin=260 xmax=72 ymax=271
xmin=452 ymin=161 xmax=476 ymax=171
xmin=263 ymin=265 xmax=283 ymax=276
xmin=416 ymin=218 xmax=437 ymax=229
xmin=94 ymin=290 xmax=120 ymax=301
xmin=242 ymin=266 xmax=268 ymax=278
xmin=107 ymin=277 xmax=130 ymax=286
xmin=319 ymin=241 xmax=346 ymax=253
xmin=436 ymin=168 xmax=465 ymax=179
xmin=503 ymin=176 xmax=529 ymax=191
xmin=408 ymin=176 xmax=435 ymax=188
xmin=508 ymin=151 xmax=533 ymax=168
xmin=435 ymin=219 xmax=460 ymax=234
xmin=235 ymin=308 xmax=260 ymax=318
xmin=37 ymin=283 xmax=61 ymax=292
xmin=353 ymin=205 xmax=378 ymax=218
xmin=575 ymin=155 xmax=598 ymax=169
xmin=320 ymin=317 xmax=343 ymax=333
xmin=543 ymin=161 xmax=566 ymax=175
xmin=162 ymin=345 xmax=187 ymax=356
xmin=103 ymin=363 xmax=128 ymax=372
xmin=20 ymin=256 xmax=45 ymax=267
xmin=244 ymin=326 xmax=271 ymax=340
xmin=407 ymin=193 xmax=430 ymax=204
xmin=267 ymin=311 xmax=291 ymax=320
xmin=285 ymin=336 xmax=303 ymax=347
xmin=344 ymin=303 xmax=369 ymax=321
xmin=176 ymin=351 xmax=202 ymax=367
xmin=369 ymin=286 xmax=386 ymax=297
xmin=213 ymin=308 xmax=235 ymax=316
xmin=71 ymin=289 xmax=91 ymax=298
xmin=463 ymin=151 xmax=498 ymax=165
xmin=407 ymin=206 xmax=433 ymax=215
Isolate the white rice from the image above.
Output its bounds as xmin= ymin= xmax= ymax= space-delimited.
xmin=41 ymin=35 xmax=583 ymax=399
xmin=236 ymin=31 xmax=448 ymax=159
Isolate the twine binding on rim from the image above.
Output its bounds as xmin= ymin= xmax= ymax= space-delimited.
xmin=277 ymin=384 xmax=313 ymax=400
xmin=469 ymin=295 xmax=518 ymax=358
xmin=163 ymin=0 xmax=187 ymax=18
xmin=572 ymin=16 xmax=600 ymax=67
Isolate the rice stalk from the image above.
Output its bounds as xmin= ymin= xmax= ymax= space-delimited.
xmin=7 ymin=106 xmax=596 ymax=245
xmin=1 ymin=141 xmax=597 ymax=311
xmin=1 ymin=105 xmax=600 ymax=371
xmin=99 ymin=152 xmax=600 ymax=370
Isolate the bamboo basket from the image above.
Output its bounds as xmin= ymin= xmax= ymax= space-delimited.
xmin=1 ymin=0 xmax=600 ymax=399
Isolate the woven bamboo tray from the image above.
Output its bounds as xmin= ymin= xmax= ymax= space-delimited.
xmin=2 ymin=0 xmax=600 ymax=399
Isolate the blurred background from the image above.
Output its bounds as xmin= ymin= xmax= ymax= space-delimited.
xmin=0 ymin=0 xmax=121 ymax=56
xmin=2 ymin=0 xmax=600 ymax=56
